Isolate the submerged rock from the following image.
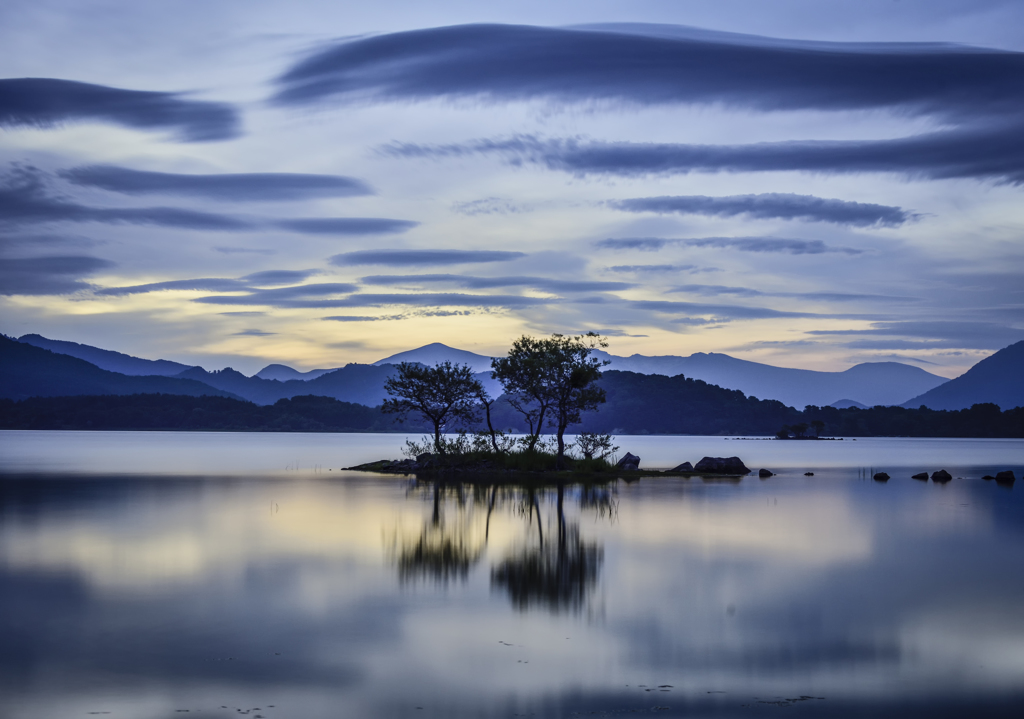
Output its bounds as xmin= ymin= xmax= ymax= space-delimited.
xmin=804 ymin=472 xmax=814 ymax=476
xmin=670 ymin=461 xmax=693 ymax=472
xmin=758 ymin=468 xmax=774 ymax=478
xmin=995 ymin=470 xmax=1016 ymax=485
xmin=694 ymin=456 xmax=750 ymax=475
xmin=873 ymin=472 xmax=890 ymax=481
xmin=912 ymin=472 xmax=929 ymax=480
xmin=932 ymin=469 xmax=952 ymax=483
xmin=616 ymin=452 xmax=641 ymax=471
xmin=982 ymin=475 xmax=995 ymax=480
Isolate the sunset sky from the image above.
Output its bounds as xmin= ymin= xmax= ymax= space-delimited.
xmin=2 ymin=0 xmax=1023 ymax=376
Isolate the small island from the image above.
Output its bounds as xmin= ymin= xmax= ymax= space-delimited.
xmin=347 ymin=332 xmax=759 ymax=481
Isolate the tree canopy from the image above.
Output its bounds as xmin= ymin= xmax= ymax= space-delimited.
xmin=491 ymin=333 xmax=608 ymax=464
xmin=382 ymin=361 xmax=483 ymax=454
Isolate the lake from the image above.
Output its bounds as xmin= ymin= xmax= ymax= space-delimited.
xmin=1 ymin=430 xmax=1023 ymax=718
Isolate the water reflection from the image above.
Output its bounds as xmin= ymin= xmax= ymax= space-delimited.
xmin=394 ymin=480 xmax=613 ymax=613
xmin=2 ymin=449 xmax=1024 ymax=719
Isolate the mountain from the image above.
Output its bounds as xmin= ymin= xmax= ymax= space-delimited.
xmin=0 ymin=335 xmax=238 ymax=401
xmin=830 ymin=399 xmax=868 ymax=409
xmin=592 ymin=350 xmax=947 ymax=408
xmin=254 ymin=364 xmax=339 ymax=381
xmin=902 ymin=341 xmax=1024 ymax=410
xmin=174 ymin=363 xmax=406 ymax=406
xmin=18 ymin=333 xmax=194 ymax=376
xmin=374 ymin=342 xmax=495 ymax=373
xmin=368 ymin=342 xmax=948 ymax=408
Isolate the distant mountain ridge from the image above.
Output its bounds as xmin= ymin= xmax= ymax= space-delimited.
xmin=902 ymin=340 xmax=1024 ymax=410
xmin=13 ymin=334 xmax=954 ymax=408
xmin=362 ymin=343 xmax=948 ymax=408
xmin=18 ymin=334 xmax=195 ymax=376
xmin=0 ymin=335 xmax=239 ymax=401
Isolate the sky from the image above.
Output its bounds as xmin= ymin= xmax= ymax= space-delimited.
xmin=1 ymin=0 xmax=1023 ymax=376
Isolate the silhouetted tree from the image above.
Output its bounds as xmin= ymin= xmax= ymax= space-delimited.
xmin=382 ymin=361 xmax=482 ymax=454
xmin=491 ymin=333 xmax=608 ymax=465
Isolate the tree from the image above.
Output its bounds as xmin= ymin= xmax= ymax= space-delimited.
xmin=492 ymin=333 xmax=609 ymax=466
xmin=810 ymin=419 xmax=825 ymax=438
xmin=382 ymin=361 xmax=482 ymax=455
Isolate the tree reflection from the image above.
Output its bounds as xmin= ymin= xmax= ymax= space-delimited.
xmin=390 ymin=479 xmax=612 ymax=613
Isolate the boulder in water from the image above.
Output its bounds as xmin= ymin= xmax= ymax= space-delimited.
xmin=758 ymin=468 xmax=774 ymax=478
xmin=616 ymin=452 xmax=641 ymax=471
xmin=932 ymin=469 xmax=952 ymax=483
xmin=912 ymin=472 xmax=929 ymax=480
xmin=694 ymin=456 xmax=750 ymax=475
xmin=670 ymin=461 xmax=693 ymax=472
xmin=995 ymin=470 xmax=1016 ymax=485
xmin=873 ymin=472 xmax=890 ymax=481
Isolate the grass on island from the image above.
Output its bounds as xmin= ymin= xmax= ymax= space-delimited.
xmin=349 ymin=446 xmax=621 ymax=477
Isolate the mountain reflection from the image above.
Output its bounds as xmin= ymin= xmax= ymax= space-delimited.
xmin=393 ymin=480 xmax=613 ymax=612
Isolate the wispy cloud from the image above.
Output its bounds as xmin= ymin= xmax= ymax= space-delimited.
xmin=272 ymin=24 xmax=1024 ymax=124
xmin=0 ymin=255 xmax=114 ymax=295
xmin=275 ymin=218 xmax=418 ymax=235
xmin=609 ymin=193 xmax=915 ymax=227
xmin=194 ymin=291 xmax=554 ymax=309
xmin=330 ymin=249 xmax=526 ymax=266
xmin=808 ymin=321 xmax=1024 ymax=349
xmin=61 ymin=165 xmax=373 ymax=201
xmin=358 ymin=273 xmax=632 ymax=293
xmin=384 ymin=129 xmax=1024 ymax=185
xmin=0 ymin=166 xmax=415 ymax=234
xmin=596 ymin=236 xmax=862 ymax=255
xmin=0 ymin=78 xmax=239 ymax=142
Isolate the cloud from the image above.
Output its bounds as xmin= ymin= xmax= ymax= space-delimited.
xmin=808 ymin=321 xmax=1024 ymax=349
xmin=0 ymin=78 xmax=239 ymax=142
xmin=323 ymin=309 xmax=476 ymax=322
xmin=669 ymin=284 xmax=909 ymax=302
xmin=193 ymin=291 xmax=553 ymax=309
xmin=0 ymin=255 xmax=114 ymax=295
xmin=0 ymin=166 xmax=250 ymax=230
xmin=232 ymin=329 xmax=276 ymax=337
xmin=596 ymin=236 xmax=862 ymax=255
xmin=629 ymin=299 xmax=833 ymax=320
xmin=96 ymin=273 xmax=329 ymax=297
xmin=322 ymin=315 xmax=405 ymax=322
xmin=358 ymin=273 xmax=632 ymax=293
xmin=384 ymin=127 xmax=1024 ymax=184
xmin=607 ymin=264 xmax=699 ymax=273
xmin=451 ymin=197 xmax=525 ymax=215
xmin=272 ymin=24 xmax=1024 ymax=125
xmin=275 ymin=218 xmax=418 ymax=235
xmin=330 ymin=249 xmax=526 ymax=266
xmin=214 ymin=246 xmax=275 ymax=255
xmin=241 ymin=269 xmax=320 ymax=285
xmin=60 ymin=165 xmax=373 ymax=201
xmin=609 ymin=193 xmax=915 ymax=227
xmin=0 ymin=166 xmax=415 ymax=234
xmin=96 ymin=278 xmax=250 ymax=296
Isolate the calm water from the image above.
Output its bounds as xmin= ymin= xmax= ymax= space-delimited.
xmin=2 ymin=431 xmax=1023 ymax=718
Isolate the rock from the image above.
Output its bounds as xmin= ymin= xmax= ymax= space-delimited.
xmin=931 ymin=469 xmax=952 ymax=483
xmin=911 ymin=472 xmax=929 ymax=480
xmin=873 ymin=472 xmax=890 ymax=481
xmin=995 ymin=470 xmax=1016 ymax=485
xmin=694 ymin=456 xmax=750 ymax=475
xmin=982 ymin=475 xmax=995 ymax=480
xmin=616 ymin=452 xmax=641 ymax=471
xmin=758 ymin=468 xmax=774 ymax=478
xmin=670 ymin=461 xmax=693 ymax=472
xmin=804 ymin=472 xmax=814 ymax=476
